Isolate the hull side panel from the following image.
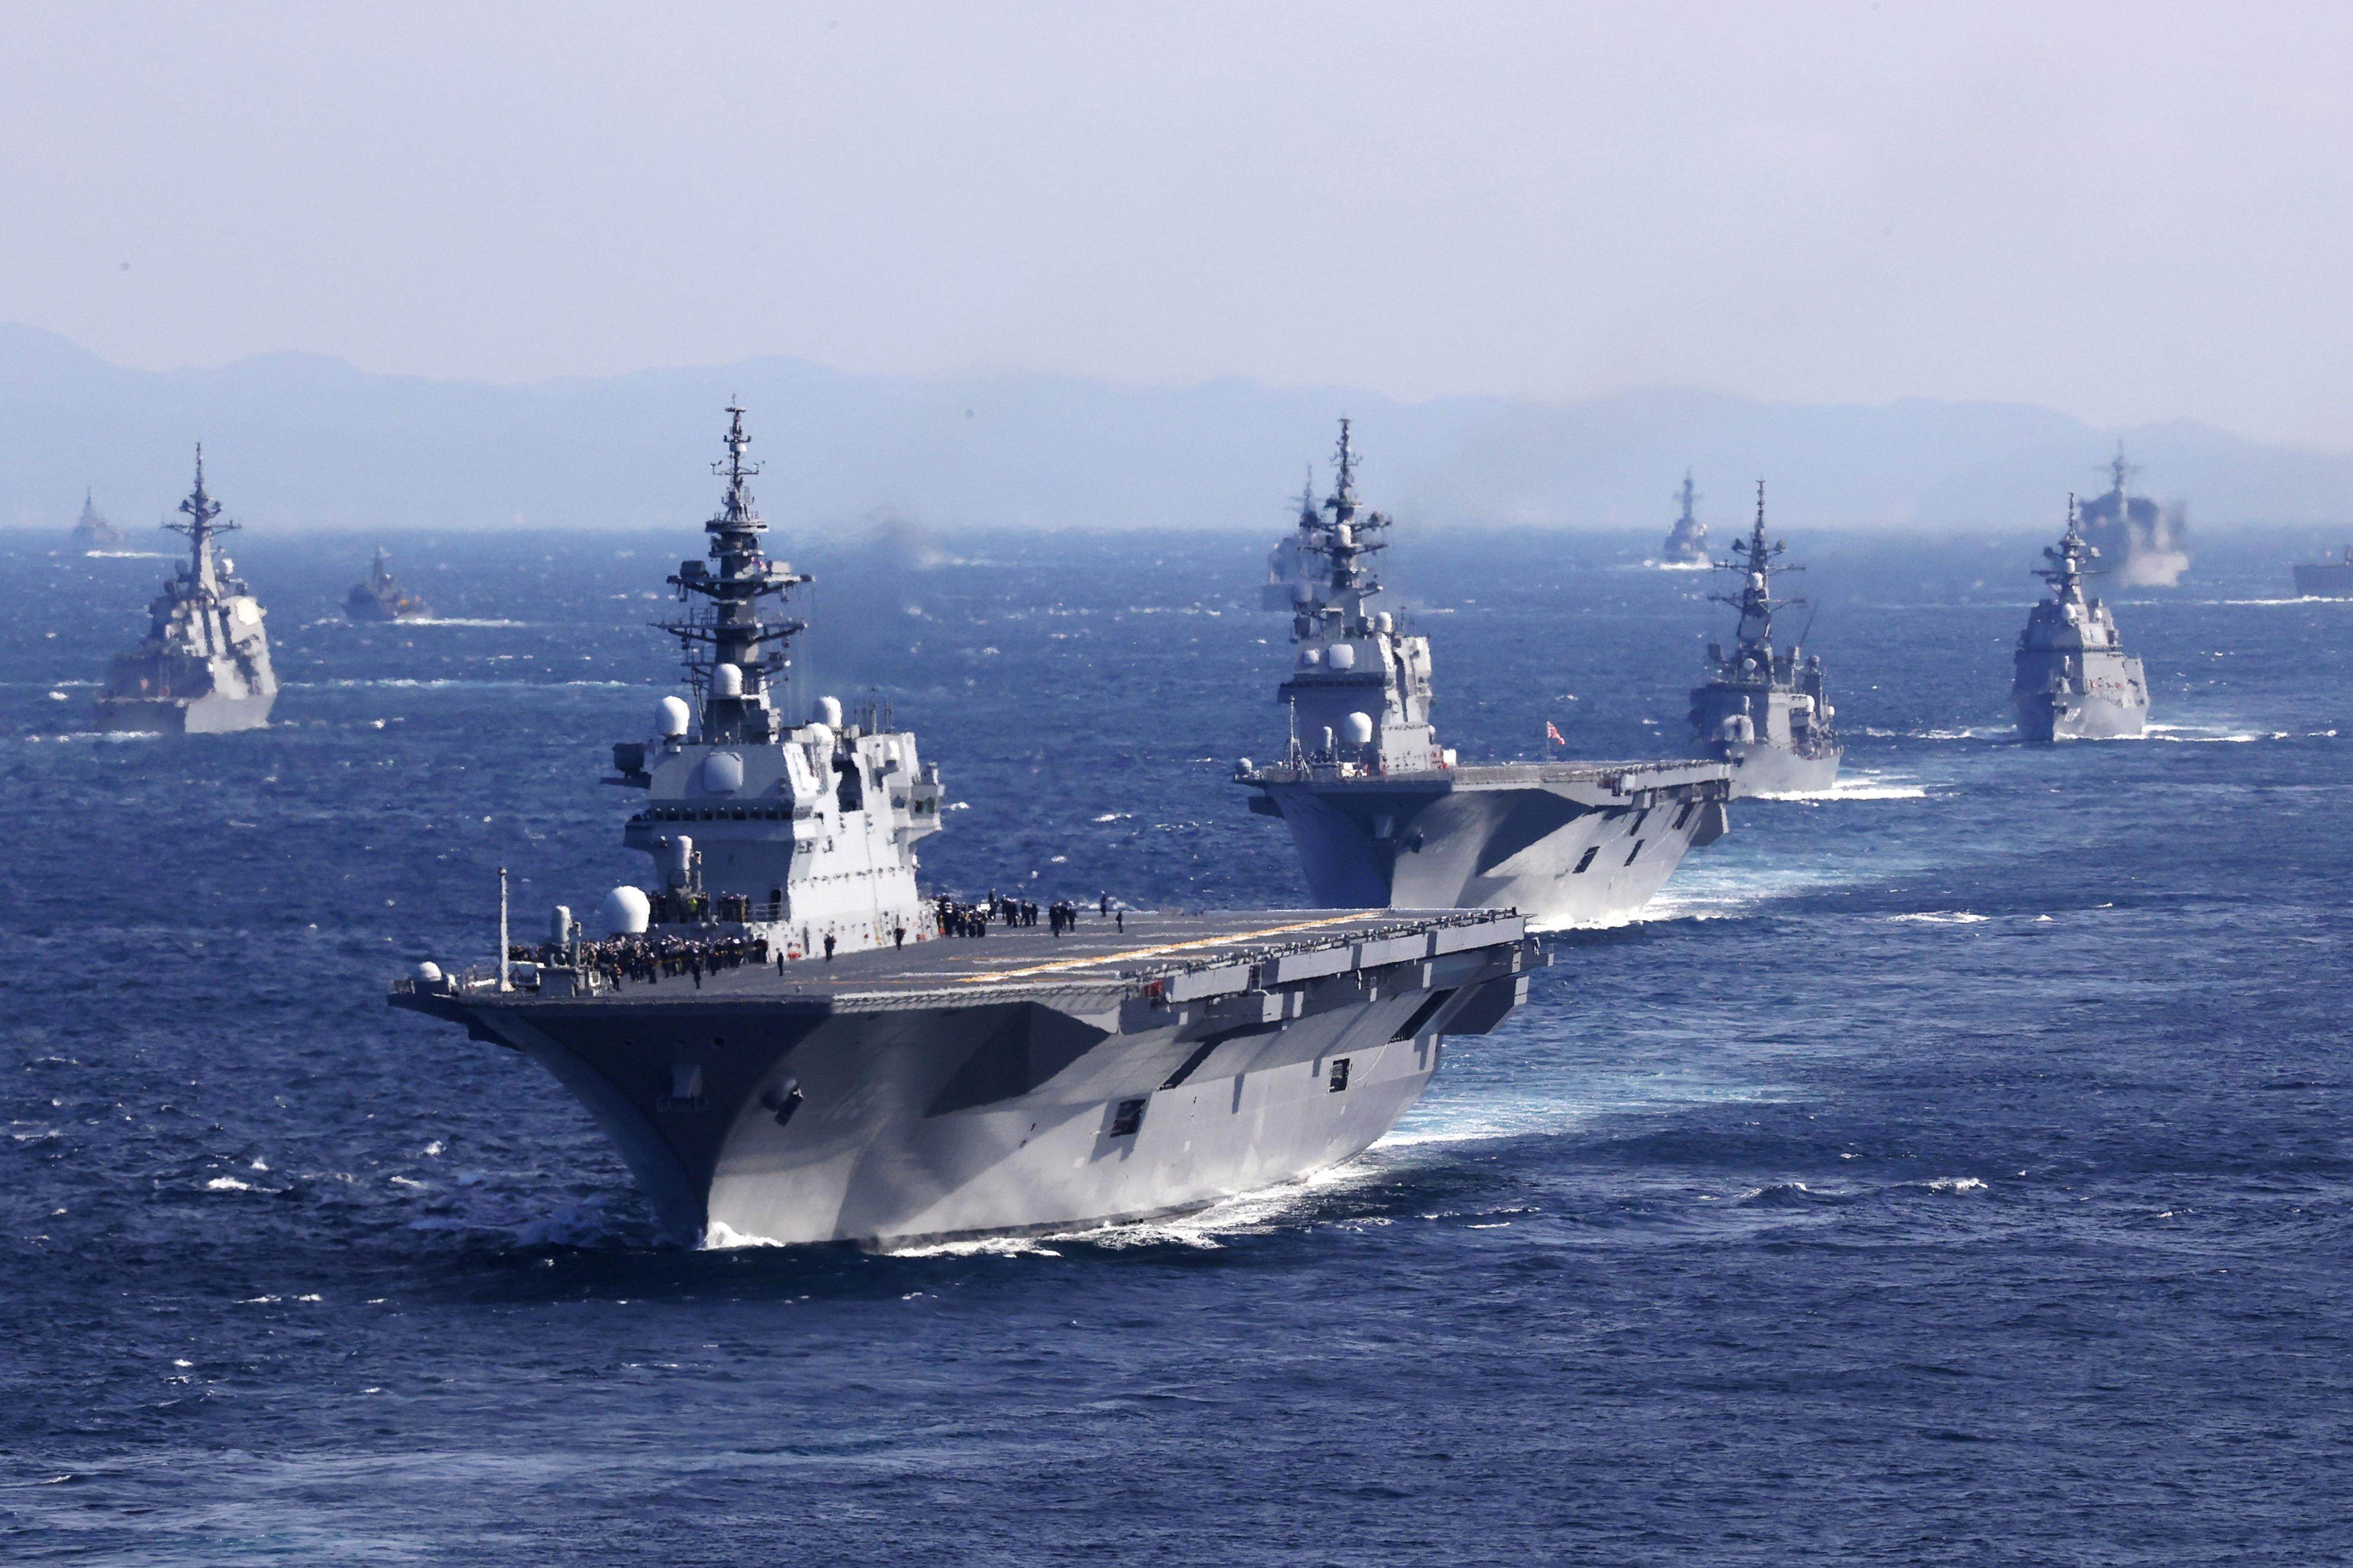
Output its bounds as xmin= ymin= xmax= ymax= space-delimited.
xmin=1264 ymin=781 xmax=1714 ymax=926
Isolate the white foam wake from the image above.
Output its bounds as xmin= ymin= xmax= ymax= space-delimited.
xmin=1751 ymin=772 xmax=1928 ymax=802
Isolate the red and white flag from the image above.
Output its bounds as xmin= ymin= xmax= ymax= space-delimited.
xmin=1545 ymin=720 xmax=1566 ymax=746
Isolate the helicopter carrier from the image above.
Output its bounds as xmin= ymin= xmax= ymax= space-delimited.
xmin=2013 ymin=499 xmax=2148 ymax=741
xmin=1236 ymin=421 xmax=1732 ymax=930
xmin=94 ymin=449 xmax=278 ymax=734
xmin=392 ymin=406 xmax=1538 ymax=1250
xmin=1687 ymin=483 xmax=1840 ymax=796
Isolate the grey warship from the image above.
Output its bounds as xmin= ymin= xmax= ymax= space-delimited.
xmin=1237 ymin=421 xmax=1732 ymax=930
xmin=345 ymin=548 xmax=431 ymax=622
xmin=1662 ymin=471 xmax=1708 ymax=564
xmin=2293 ymin=547 xmax=2353 ymax=599
xmin=392 ymin=405 xmax=1538 ymax=1250
xmin=2078 ymin=443 xmax=2188 ymax=588
xmin=1688 ymin=483 xmax=1840 ymax=796
xmin=94 ymin=449 xmax=278 ymax=734
xmin=2013 ymin=498 xmax=2148 ymax=742
xmin=69 ymin=489 xmax=126 ymax=551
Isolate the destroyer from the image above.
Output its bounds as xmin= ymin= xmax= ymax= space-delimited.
xmin=2293 ymin=547 xmax=2353 ymax=599
xmin=2013 ymin=498 xmax=2148 ymax=741
xmin=393 ymin=406 xmax=1538 ymax=1249
xmin=346 ymin=548 xmax=431 ymax=622
xmin=69 ymin=488 xmax=125 ymax=551
xmin=1237 ymin=421 xmax=1731 ymax=929
xmin=95 ymin=449 xmax=277 ymax=734
xmin=1662 ymin=471 xmax=1707 ymax=564
xmin=2078 ymin=443 xmax=2188 ymax=588
xmin=1687 ymin=483 xmax=1840 ymax=796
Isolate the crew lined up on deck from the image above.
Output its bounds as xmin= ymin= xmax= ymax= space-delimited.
xmin=933 ymin=890 xmax=1117 ymax=939
xmin=516 ymin=932 xmax=769 ymax=991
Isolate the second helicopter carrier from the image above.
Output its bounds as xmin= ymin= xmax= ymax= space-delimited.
xmin=393 ymin=406 xmax=1538 ymax=1250
xmin=1236 ymin=422 xmax=1732 ymax=930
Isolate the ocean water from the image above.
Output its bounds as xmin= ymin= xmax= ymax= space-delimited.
xmin=4 ymin=522 xmax=2348 ymax=1564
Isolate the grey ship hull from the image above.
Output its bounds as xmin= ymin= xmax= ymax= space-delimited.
xmin=394 ymin=911 xmax=1536 ymax=1249
xmin=1695 ymin=739 xmax=1842 ymax=797
xmin=94 ymin=688 xmax=276 ymax=734
xmin=2294 ymin=562 xmax=2353 ymax=599
xmin=2013 ymin=687 xmax=2146 ymax=742
xmin=1244 ymin=762 xmax=1730 ymax=930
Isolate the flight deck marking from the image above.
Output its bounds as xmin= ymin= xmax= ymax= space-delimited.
xmin=951 ymin=915 xmax=1364 ymax=984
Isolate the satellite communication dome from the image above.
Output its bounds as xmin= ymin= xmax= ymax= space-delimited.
xmin=600 ymin=886 xmax=651 ymax=935
xmin=1327 ymin=643 xmax=1357 ymax=671
xmin=658 ymin=695 xmax=691 ymax=737
xmin=817 ymin=695 xmax=844 ymax=727
xmin=1343 ymin=711 xmax=1375 ymax=746
xmin=711 ymin=662 xmax=744 ymax=698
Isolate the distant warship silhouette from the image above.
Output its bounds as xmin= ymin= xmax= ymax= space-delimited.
xmin=1662 ymin=471 xmax=1707 ymax=564
xmin=346 ymin=548 xmax=431 ymax=622
xmin=69 ymin=490 xmax=126 ymax=551
xmin=2293 ymin=546 xmax=2353 ymax=599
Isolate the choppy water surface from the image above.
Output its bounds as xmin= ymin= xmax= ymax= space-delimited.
xmin=3 ymin=525 xmax=2348 ymax=1563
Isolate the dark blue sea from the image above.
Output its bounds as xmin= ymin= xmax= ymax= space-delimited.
xmin=4 ymin=520 xmax=2348 ymax=1564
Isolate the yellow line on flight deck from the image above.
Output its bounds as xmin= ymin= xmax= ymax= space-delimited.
xmin=953 ymin=915 xmax=1366 ymax=985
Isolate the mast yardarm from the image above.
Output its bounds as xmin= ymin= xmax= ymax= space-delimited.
xmin=2036 ymin=495 xmax=2103 ymax=602
xmin=163 ymin=444 xmax=235 ymax=598
xmin=1709 ymin=479 xmax=1804 ymax=663
xmin=1303 ymin=416 xmax=1392 ymax=631
xmin=659 ymin=404 xmax=812 ymax=739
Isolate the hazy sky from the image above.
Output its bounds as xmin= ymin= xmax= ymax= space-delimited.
xmin=5 ymin=2 xmax=2352 ymax=446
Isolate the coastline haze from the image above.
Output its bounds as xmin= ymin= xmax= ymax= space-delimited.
xmin=4 ymin=3 xmax=2352 ymax=450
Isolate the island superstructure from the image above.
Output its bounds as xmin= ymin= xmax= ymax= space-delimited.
xmin=1686 ymin=483 xmax=1840 ymax=796
xmin=95 ymin=449 xmax=278 ymax=734
xmin=346 ymin=548 xmax=431 ymax=622
xmin=2013 ymin=498 xmax=2148 ymax=741
xmin=1663 ymin=471 xmax=1708 ymax=564
xmin=393 ymin=405 xmax=1540 ymax=1250
xmin=1237 ymin=420 xmax=1732 ymax=929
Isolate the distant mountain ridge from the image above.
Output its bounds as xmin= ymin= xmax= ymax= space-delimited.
xmin=2 ymin=323 xmax=2347 ymax=536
